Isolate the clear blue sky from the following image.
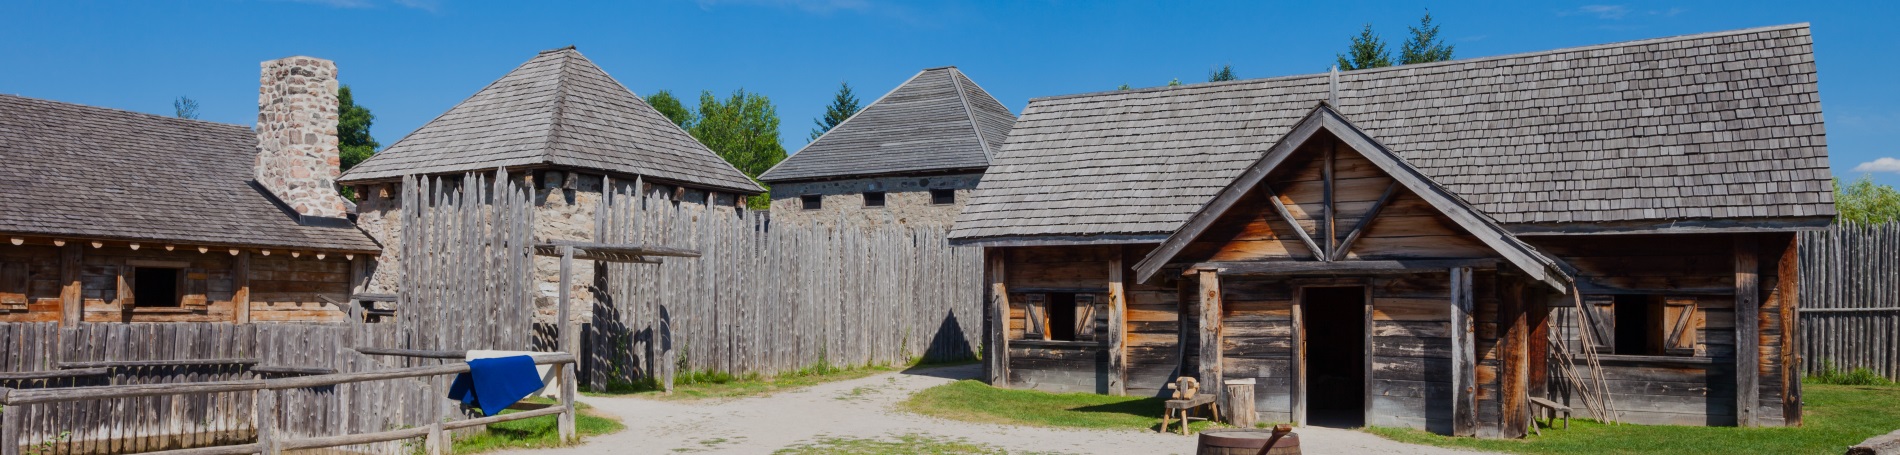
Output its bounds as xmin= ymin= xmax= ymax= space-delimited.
xmin=4 ymin=1 xmax=1896 ymax=186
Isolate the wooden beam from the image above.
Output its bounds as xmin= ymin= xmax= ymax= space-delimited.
xmin=1107 ymin=252 xmax=1128 ymax=396
xmin=234 ymin=251 xmax=252 ymax=324
xmin=987 ymin=249 xmax=1010 ymax=387
xmin=1778 ymin=234 xmax=1802 ymax=426
xmin=1362 ymin=285 xmax=1374 ymax=425
xmin=1332 ymin=182 xmax=1401 ymax=261
xmin=1450 ymin=267 xmax=1477 ymax=436
xmin=1735 ymin=235 xmax=1760 ymax=427
xmin=1190 ymin=259 xmax=1498 ymax=276
xmin=1197 ymin=270 xmax=1223 ymax=413
xmin=559 ymin=245 xmax=576 ymax=356
xmin=1500 ymin=276 xmax=1530 ymax=438
xmin=1263 ymin=186 xmax=1328 ymax=262
xmin=1291 ymin=286 xmax=1307 ymax=426
xmin=59 ymin=243 xmax=80 ymax=327
xmin=1323 ymin=142 xmax=1336 ymax=260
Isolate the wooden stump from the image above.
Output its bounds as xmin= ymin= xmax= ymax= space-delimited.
xmin=1224 ymin=378 xmax=1256 ymax=428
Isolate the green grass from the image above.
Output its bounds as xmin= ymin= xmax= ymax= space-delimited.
xmin=773 ymin=433 xmax=1067 ymax=455
xmin=1363 ymin=382 xmax=1900 ymax=454
xmin=1806 ymin=362 xmax=1897 ymax=386
xmin=900 ymin=379 xmax=1222 ymax=433
xmin=586 ymin=358 xmax=978 ymax=401
xmin=448 ymin=400 xmax=625 ymax=454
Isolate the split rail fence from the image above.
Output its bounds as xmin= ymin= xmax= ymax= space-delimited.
xmin=1799 ymin=221 xmax=1900 ymax=380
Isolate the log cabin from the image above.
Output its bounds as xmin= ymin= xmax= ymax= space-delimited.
xmin=758 ymin=66 xmax=1016 ymax=229
xmin=0 ymin=56 xmax=383 ymax=324
xmin=949 ymin=24 xmax=1833 ymax=437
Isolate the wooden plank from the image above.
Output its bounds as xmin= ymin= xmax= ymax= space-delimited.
xmin=1291 ymin=286 xmax=1306 ymax=425
xmin=234 ymin=252 xmax=251 ymax=325
xmin=1333 ymin=182 xmax=1402 ymax=261
xmin=1499 ymin=277 xmax=1529 ymax=438
xmin=1265 ymin=186 xmax=1328 ymax=262
xmin=1195 ymin=259 xmax=1498 ymax=276
xmin=1107 ymin=254 xmax=1127 ymax=396
xmin=1322 ymin=143 xmax=1337 ymax=259
xmin=1198 ymin=270 xmax=1223 ymax=415
xmin=60 ymin=244 xmax=80 ymax=327
xmin=2 ymin=388 xmax=16 ymax=455
xmin=1450 ymin=267 xmax=1476 ymax=436
xmin=1735 ymin=235 xmax=1759 ymax=427
xmin=989 ymin=250 xmax=1010 ymax=387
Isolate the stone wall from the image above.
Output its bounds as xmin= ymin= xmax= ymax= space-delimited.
xmin=766 ymin=172 xmax=982 ymax=228
xmin=255 ymin=56 xmax=350 ymax=219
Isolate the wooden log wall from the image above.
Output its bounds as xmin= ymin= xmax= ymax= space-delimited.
xmin=589 ymin=186 xmax=984 ymax=390
xmin=0 ymin=241 xmax=355 ymax=325
xmin=1799 ymin=221 xmax=1900 ymax=381
xmin=396 ymin=172 xmax=538 ymax=354
xmin=0 ymin=322 xmax=439 ymax=455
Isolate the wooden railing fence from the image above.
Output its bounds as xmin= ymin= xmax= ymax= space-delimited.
xmin=586 ymin=186 xmax=985 ymax=390
xmin=1799 ymin=221 xmax=1900 ymax=380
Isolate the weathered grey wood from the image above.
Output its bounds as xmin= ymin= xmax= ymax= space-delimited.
xmin=2 ymin=388 xmax=17 ymax=455
xmin=1291 ymin=287 xmax=1306 ymax=426
xmin=1449 ymin=267 xmax=1476 ymax=436
xmin=255 ymin=388 xmax=275 ymax=455
xmin=57 ymin=358 xmax=259 ymax=369
xmin=1735 ymin=236 xmax=1759 ymax=427
xmin=354 ymin=347 xmax=467 ymax=359
xmin=1332 ymin=182 xmax=1402 ymax=261
xmin=279 ymin=426 xmax=431 ymax=451
xmin=0 ymin=368 xmax=109 ymax=380
xmin=440 ymin=405 xmax=564 ymax=431
xmin=234 ymin=251 xmax=251 ymax=325
xmin=249 ymin=366 xmax=337 ymax=375
xmin=1107 ymin=256 xmax=1127 ymax=396
xmin=59 ymin=244 xmax=80 ymax=327
xmin=988 ymin=251 xmax=1010 ymax=387
xmin=1198 ymin=270 xmax=1224 ymax=420
xmin=1322 ymin=143 xmax=1336 ymax=260
xmin=559 ymin=361 xmax=576 ymax=443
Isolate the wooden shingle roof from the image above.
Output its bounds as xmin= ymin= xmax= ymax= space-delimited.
xmin=0 ymin=94 xmax=382 ymax=253
xmin=339 ymin=47 xmax=763 ymax=194
xmin=758 ymin=67 xmax=1015 ymax=182
xmin=950 ymin=24 xmax=1835 ymax=245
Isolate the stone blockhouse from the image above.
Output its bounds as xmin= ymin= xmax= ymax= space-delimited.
xmin=0 ymin=56 xmax=383 ymax=325
xmin=339 ymin=46 xmax=763 ymax=322
xmin=759 ymin=67 xmax=1015 ymax=229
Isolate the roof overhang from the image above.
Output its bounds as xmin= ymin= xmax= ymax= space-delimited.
xmin=945 ymin=233 xmax=1167 ymax=248
xmin=1506 ymin=216 xmax=1836 ymax=236
xmin=1132 ymin=103 xmax=1572 ymax=291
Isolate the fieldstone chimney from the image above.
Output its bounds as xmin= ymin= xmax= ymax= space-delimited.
xmin=255 ymin=56 xmax=350 ymax=219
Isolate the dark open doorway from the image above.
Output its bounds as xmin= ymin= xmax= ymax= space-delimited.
xmin=1304 ymin=286 xmax=1366 ymax=427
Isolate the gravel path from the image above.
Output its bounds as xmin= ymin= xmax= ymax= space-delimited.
xmin=500 ymin=364 xmax=1491 ymax=454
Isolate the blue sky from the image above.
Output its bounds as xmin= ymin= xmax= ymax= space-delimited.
xmin=3 ymin=1 xmax=1896 ymax=186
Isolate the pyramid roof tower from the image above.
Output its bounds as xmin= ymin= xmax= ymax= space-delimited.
xmin=759 ymin=66 xmax=1015 ymax=182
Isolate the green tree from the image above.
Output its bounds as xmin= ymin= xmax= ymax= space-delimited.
xmin=646 ymin=90 xmax=695 ymax=129
xmin=810 ymin=82 xmax=861 ymax=140
xmin=337 ymin=85 xmax=379 ymax=172
xmin=1208 ymin=64 xmax=1237 ymax=82
xmin=1116 ymin=83 xmax=1131 ymax=91
xmin=1836 ymin=176 xmax=1900 ymax=224
xmin=1337 ymin=23 xmax=1393 ymax=70
xmin=689 ymin=89 xmax=786 ymax=209
xmin=1400 ymin=12 xmax=1455 ymax=65
xmin=172 ymin=96 xmax=199 ymax=119
xmin=1167 ymin=78 xmax=1183 ymax=87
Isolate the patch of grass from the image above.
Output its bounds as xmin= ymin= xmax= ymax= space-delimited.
xmin=586 ymin=356 xmax=978 ymax=401
xmin=448 ymin=399 xmax=625 ymax=454
xmin=1807 ymin=361 xmax=1896 ymax=386
xmin=901 ymin=379 xmax=1220 ymax=433
xmin=774 ymin=433 xmax=1068 ymax=455
xmin=1362 ymin=382 xmax=1900 ymax=454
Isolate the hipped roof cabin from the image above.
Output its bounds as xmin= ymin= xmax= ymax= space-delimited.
xmin=951 ymin=24 xmax=1832 ymax=437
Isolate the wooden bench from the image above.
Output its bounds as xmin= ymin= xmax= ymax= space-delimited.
xmin=1160 ymin=393 xmax=1219 ymax=435
xmin=1527 ymin=397 xmax=1571 ymax=435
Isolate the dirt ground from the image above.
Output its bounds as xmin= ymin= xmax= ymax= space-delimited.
xmin=499 ymin=364 xmax=1491 ymax=454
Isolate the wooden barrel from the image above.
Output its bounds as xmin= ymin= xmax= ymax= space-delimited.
xmin=1196 ymin=429 xmax=1301 ymax=455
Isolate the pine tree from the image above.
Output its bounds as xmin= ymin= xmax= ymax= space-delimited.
xmin=646 ymin=90 xmax=695 ymax=129
xmin=1116 ymin=83 xmax=1131 ymax=91
xmin=337 ymin=85 xmax=379 ymax=172
xmin=810 ymin=82 xmax=860 ymax=140
xmin=1167 ymin=78 xmax=1183 ymax=87
xmin=172 ymin=96 xmax=199 ymax=119
xmin=1400 ymin=12 xmax=1455 ymax=65
xmin=1337 ymin=23 xmax=1392 ymax=70
xmin=1207 ymin=64 xmax=1237 ymax=82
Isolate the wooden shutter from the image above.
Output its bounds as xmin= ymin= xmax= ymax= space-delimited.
xmin=1660 ymin=296 xmax=1699 ymax=356
xmin=0 ymin=262 xmax=26 ymax=311
xmin=1073 ymin=294 xmax=1098 ymax=342
xmin=182 ymin=267 xmax=210 ymax=310
xmin=1581 ymin=295 xmax=1615 ymax=354
xmin=1022 ymin=293 xmax=1047 ymax=340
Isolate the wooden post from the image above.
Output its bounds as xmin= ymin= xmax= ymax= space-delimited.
xmin=425 ymin=375 xmax=444 ymax=455
xmin=559 ymin=361 xmax=577 ymax=443
xmin=1778 ymin=234 xmax=1802 ymax=426
xmin=234 ymin=251 xmax=252 ymax=324
xmin=987 ymin=250 xmax=1010 ymax=387
xmin=1499 ymin=277 xmax=1530 ymax=438
xmin=2 ymin=389 xmax=18 ymax=455
xmin=1322 ymin=143 xmax=1336 ymax=260
xmin=255 ymin=388 xmax=276 ymax=455
xmin=1197 ymin=270 xmax=1223 ymax=420
xmin=559 ymin=245 xmax=575 ymax=356
xmin=59 ymin=244 xmax=81 ymax=326
xmin=1736 ymin=235 xmax=1760 ymax=427
xmin=1450 ymin=267 xmax=1477 ymax=437
xmin=1291 ymin=287 xmax=1306 ymax=426
xmin=1225 ymin=378 xmax=1257 ymax=428
xmin=1107 ymin=254 xmax=1128 ymax=396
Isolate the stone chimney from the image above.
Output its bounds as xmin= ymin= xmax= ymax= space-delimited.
xmin=255 ymin=56 xmax=350 ymax=219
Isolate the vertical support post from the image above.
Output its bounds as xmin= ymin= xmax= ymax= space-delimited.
xmin=1197 ymin=270 xmax=1223 ymax=420
xmin=1107 ymin=253 xmax=1128 ymax=396
xmin=1500 ymin=276 xmax=1530 ymax=438
xmin=59 ymin=244 xmax=81 ymax=327
xmin=1363 ymin=285 xmax=1374 ymax=425
xmin=986 ymin=250 xmax=1010 ymax=387
xmin=1735 ymin=235 xmax=1760 ymax=427
xmin=2 ymin=389 xmax=19 ymax=455
xmin=255 ymin=389 xmax=276 ymax=455
xmin=425 ymin=375 xmax=444 ymax=455
xmin=1291 ymin=287 xmax=1306 ymax=426
xmin=1450 ymin=267 xmax=1477 ymax=437
xmin=1322 ymin=143 xmax=1336 ymax=260
xmin=1778 ymin=234 xmax=1802 ymax=426
xmin=559 ymin=361 xmax=577 ymax=443
xmin=559 ymin=245 xmax=575 ymax=356
xmin=234 ymin=251 xmax=252 ymax=324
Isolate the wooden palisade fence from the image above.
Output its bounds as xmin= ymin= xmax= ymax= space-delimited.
xmin=1799 ymin=221 xmax=1900 ymax=380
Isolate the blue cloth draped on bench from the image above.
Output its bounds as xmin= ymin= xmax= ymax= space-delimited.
xmin=447 ymin=355 xmax=544 ymax=416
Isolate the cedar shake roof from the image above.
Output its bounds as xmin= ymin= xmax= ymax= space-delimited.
xmin=758 ymin=67 xmax=1016 ymax=182
xmin=0 ymin=94 xmax=382 ymax=253
xmin=339 ymin=47 xmax=764 ymax=194
xmin=950 ymin=24 xmax=1835 ymax=244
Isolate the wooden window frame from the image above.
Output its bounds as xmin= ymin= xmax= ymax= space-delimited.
xmin=799 ymin=194 xmax=822 ymax=211
xmin=1589 ymin=294 xmax=1699 ymax=358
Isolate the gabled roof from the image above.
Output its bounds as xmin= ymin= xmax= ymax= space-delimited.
xmin=950 ymin=24 xmax=1834 ymax=245
xmin=0 ymin=94 xmax=382 ymax=253
xmin=1133 ymin=104 xmax=1570 ymax=290
xmin=339 ymin=47 xmax=763 ymax=194
xmin=758 ymin=67 xmax=1015 ymax=182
